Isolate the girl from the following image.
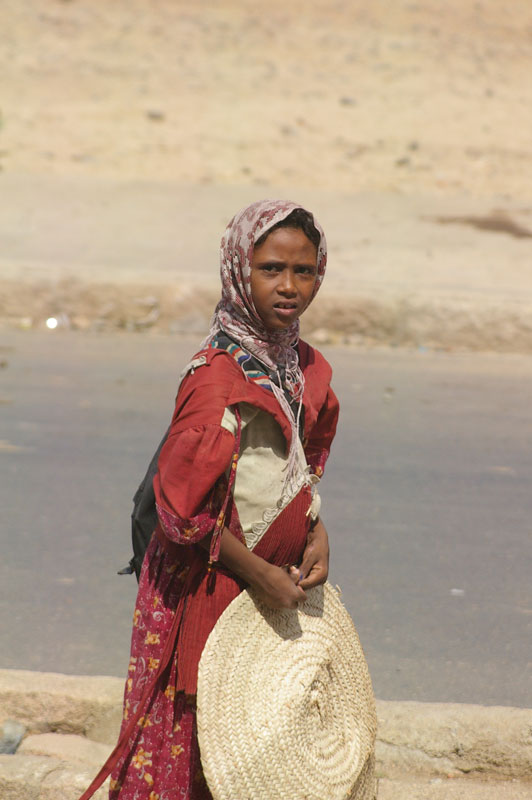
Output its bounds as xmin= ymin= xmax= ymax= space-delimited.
xmin=80 ymin=199 xmax=339 ymax=800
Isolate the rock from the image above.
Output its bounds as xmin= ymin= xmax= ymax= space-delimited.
xmin=134 ymin=295 xmax=159 ymax=308
xmin=0 ymin=720 xmax=26 ymax=754
xmin=0 ymin=670 xmax=123 ymax=745
xmin=0 ymin=754 xmax=109 ymax=800
xmin=18 ymin=733 xmax=112 ymax=767
xmin=378 ymin=776 xmax=532 ymax=799
xmin=145 ymin=109 xmax=165 ymax=122
xmin=0 ymin=753 xmax=55 ymax=800
xmin=376 ymin=699 xmax=532 ymax=779
xmin=70 ymin=315 xmax=92 ymax=331
xmin=97 ymin=302 xmax=116 ymax=318
xmin=309 ymin=327 xmax=333 ymax=345
xmin=134 ymin=306 xmax=160 ymax=329
xmin=170 ymin=310 xmax=210 ymax=334
xmin=2 ymin=668 xmax=532 ymax=789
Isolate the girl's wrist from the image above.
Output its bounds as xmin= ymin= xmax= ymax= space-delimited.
xmin=217 ymin=528 xmax=270 ymax=587
xmin=309 ymin=514 xmax=320 ymax=531
xmin=244 ymin=554 xmax=273 ymax=591
xmin=308 ymin=517 xmax=326 ymax=540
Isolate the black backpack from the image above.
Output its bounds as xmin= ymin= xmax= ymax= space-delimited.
xmin=118 ymin=427 xmax=169 ymax=581
xmin=118 ymin=344 xmax=246 ymax=581
xmin=117 ymin=352 xmax=210 ymax=581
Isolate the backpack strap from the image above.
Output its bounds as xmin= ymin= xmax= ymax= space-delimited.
xmin=208 ymin=404 xmax=242 ymax=566
xmin=179 ymin=353 xmax=208 ymax=381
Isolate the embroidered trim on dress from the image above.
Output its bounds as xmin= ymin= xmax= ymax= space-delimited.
xmin=209 ymin=335 xmax=273 ymax=392
xmin=209 ymin=331 xmax=306 ymax=440
xmin=246 ymin=468 xmax=320 ymax=551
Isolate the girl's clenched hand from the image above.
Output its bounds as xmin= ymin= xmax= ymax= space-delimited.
xmin=251 ymin=562 xmax=307 ymax=609
xmin=213 ymin=525 xmax=309 ymax=609
xmin=298 ymin=519 xmax=329 ymax=590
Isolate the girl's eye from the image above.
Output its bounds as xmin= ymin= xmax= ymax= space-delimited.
xmin=261 ymin=263 xmax=282 ymax=273
xmin=296 ymin=266 xmax=316 ymax=276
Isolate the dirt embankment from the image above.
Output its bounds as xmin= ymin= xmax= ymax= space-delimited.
xmin=3 ymin=275 xmax=532 ymax=354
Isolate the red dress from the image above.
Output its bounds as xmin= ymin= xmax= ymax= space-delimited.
xmin=80 ymin=341 xmax=338 ymax=800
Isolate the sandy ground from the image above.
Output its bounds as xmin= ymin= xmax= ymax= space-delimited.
xmin=2 ymin=0 xmax=532 ymax=195
xmin=1 ymin=0 xmax=532 ymax=349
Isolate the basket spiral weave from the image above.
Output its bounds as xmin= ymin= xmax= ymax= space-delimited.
xmin=197 ymin=582 xmax=377 ymax=800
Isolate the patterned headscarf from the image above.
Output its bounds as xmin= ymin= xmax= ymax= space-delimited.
xmin=205 ymin=199 xmax=327 ymax=496
xmin=206 ymin=199 xmax=326 ymax=375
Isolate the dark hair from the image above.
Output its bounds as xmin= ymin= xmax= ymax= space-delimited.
xmin=255 ymin=208 xmax=320 ymax=250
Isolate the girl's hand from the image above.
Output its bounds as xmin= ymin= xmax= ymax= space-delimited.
xmin=250 ymin=562 xmax=307 ymax=609
xmin=298 ymin=518 xmax=329 ymax=590
xmin=211 ymin=525 xmax=307 ymax=609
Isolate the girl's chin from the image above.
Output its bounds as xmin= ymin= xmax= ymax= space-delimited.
xmin=271 ymin=308 xmax=300 ymax=327
xmin=263 ymin=317 xmax=298 ymax=332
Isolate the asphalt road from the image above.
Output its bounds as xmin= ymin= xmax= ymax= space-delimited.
xmin=1 ymin=331 xmax=530 ymax=707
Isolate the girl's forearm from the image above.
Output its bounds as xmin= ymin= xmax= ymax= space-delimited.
xmin=216 ymin=527 xmax=269 ymax=585
xmin=201 ymin=527 xmax=306 ymax=609
xmin=298 ymin=516 xmax=329 ymax=590
xmin=199 ymin=527 xmax=269 ymax=584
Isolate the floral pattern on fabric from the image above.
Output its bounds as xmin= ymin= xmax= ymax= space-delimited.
xmin=154 ymin=426 xmax=236 ymax=539
xmin=155 ymin=503 xmax=217 ymax=546
xmin=109 ymin=487 xmax=314 ymax=800
xmin=109 ymin=536 xmax=213 ymax=800
xmin=304 ymin=448 xmax=329 ymax=479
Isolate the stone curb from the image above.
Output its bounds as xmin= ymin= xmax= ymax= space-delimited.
xmin=0 ymin=670 xmax=123 ymax=745
xmin=375 ymin=699 xmax=532 ymax=780
xmin=0 ymin=669 xmax=531 ymax=799
xmin=0 ymin=753 xmax=109 ymax=800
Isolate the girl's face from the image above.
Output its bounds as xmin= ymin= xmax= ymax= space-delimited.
xmin=250 ymin=227 xmax=318 ymax=332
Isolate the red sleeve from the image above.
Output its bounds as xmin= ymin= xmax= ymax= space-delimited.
xmin=152 ymin=344 xmax=243 ymax=549
xmin=304 ymin=385 xmax=340 ymax=478
xmin=154 ymin=423 xmax=235 ymax=545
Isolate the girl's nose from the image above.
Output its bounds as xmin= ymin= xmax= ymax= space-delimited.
xmin=279 ymin=268 xmax=296 ymax=293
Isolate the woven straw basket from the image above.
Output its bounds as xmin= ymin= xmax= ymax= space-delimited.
xmin=197 ymin=581 xmax=377 ymax=800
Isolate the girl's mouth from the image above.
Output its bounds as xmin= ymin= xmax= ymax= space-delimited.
xmin=273 ymin=303 xmax=298 ymax=319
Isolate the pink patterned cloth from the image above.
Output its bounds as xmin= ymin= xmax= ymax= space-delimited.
xmin=108 ymin=486 xmax=314 ymax=800
xmin=108 ymin=536 xmax=216 ymax=800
